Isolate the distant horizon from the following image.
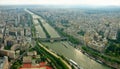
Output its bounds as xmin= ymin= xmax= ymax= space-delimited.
xmin=0 ymin=0 xmax=120 ymax=6
xmin=0 ymin=4 xmax=120 ymax=7
xmin=0 ymin=5 xmax=120 ymax=9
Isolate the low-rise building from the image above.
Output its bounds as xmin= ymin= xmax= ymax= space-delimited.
xmin=23 ymin=56 xmax=32 ymax=64
xmin=27 ymin=51 xmax=37 ymax=56
xmin=0 ymin=50 xmax=15 ymax=59
xmin=20 ymin=62 xmax=52 ymax=69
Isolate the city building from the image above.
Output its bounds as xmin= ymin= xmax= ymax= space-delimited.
xmin=23 ymin=56 xmax=32 ymax=64
xmin=0 ymin=56 xmax=9 ymax=69
xmin=0 ymin=50 xmax=15 ymax=59
xmin=27 ymin=51 xmax=37 ymax=57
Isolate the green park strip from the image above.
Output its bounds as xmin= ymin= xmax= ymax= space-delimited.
xmin=35 ymin=42 xmax=72 ymax=69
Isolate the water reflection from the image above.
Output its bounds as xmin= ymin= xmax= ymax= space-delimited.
xmin=43 ymin=41 xmax=110 ymax=69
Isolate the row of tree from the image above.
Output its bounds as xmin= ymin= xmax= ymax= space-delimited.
xmin=38 ymin=19 xmax=51 ymax=38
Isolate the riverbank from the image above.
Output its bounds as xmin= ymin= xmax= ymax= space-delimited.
xmin=81 ymin=46 xmax=120 ymax=69
xmin=38 ymin=42 xmax=72 ymax=69
xmin=43 ymin=41 xmax=110 ymax=69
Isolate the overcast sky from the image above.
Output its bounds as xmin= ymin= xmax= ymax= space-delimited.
xmin=0 ymin=0 xmax=120 ymax=6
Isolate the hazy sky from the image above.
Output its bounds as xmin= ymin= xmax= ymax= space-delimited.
xmin=0 ymin=0 xmax=120 ymax=6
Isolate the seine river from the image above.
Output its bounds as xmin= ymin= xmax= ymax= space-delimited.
xmin=25 ymin=9 xmax=111 ymax=69
xmin=42 ymin=41 xmax=111 ymax=69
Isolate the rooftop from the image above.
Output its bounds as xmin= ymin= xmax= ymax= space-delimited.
xmin=20 ymin=62 xmax=52 ymax=69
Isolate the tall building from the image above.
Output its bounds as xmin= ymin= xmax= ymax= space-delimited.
xmin=0 ymin=56 xmax=9 ymax=69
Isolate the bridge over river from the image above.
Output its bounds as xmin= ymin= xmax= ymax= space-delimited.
xmin=32 ymin=37 xmax=68 ymax=42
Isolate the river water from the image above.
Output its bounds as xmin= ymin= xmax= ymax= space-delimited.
xmin=42 ymin=41 xmax=111 ymax=69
